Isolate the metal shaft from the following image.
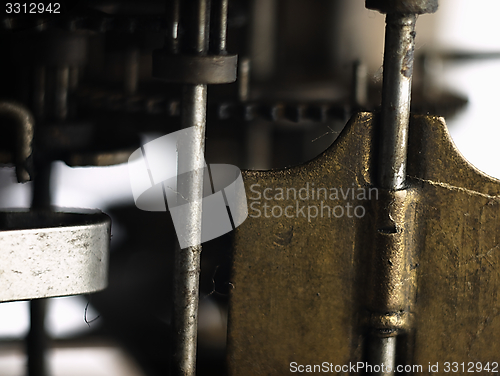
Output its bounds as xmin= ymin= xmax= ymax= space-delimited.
xmin=28 ymin=164 xmax=53 ymax=376
xmin=172 ymin=84 xmax=207 ymax=376
xmin=378 ymin=14 xmax=416 ymax=190
xmin=369 ymin=336 xmax=397 ymax=376
xmin=371 ymin=14 xmax=417 ymax=375
xmin=211 ymin=0 xmax=228 ymax=54
xmin=124 ymin=49 xmax=139 ymax=95
xmin=352 ymin=60 xmax=368 ymax=109
xmin=171 ymin=1 xmax=211 ymax=375
xmin=27 ymin=299 xmax=48 ymax=376
xmin=54 ymin=66 xmax=69 ymax=121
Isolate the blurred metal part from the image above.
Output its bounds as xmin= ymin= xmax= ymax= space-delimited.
xmin=152 ymin=53 xmax=238 ymax=84
xmin=352 ymin=60 xmax=368 ymax=109
xmin=365 ymin=0 xmax=438 ymax=14
xmin=211 ymin=0 xmax=229 ymax=54
xmin=27 ymin=299 xmax=48 ymax=376
xmin=28 ymin=163 xmax=52 ymax=376
xmin=249 ymin=0 xmax=277 ymax=81
xmin=0 ymin=210 xmax=110 ymax=302
xmin=37 ymin=32 xmax=88 ymax=66
xmin=0 ymin=101 xmax=34 ymax=183
xmin=67 ymin=149 xmax=136 ymax=166
xmin=238 ymin=58 xmax=251 ymax=102
xmin=124 ymin=48 xmax=140 ymax=95
xmin=55 ymin=66 xmax=70 ymax=121
xmin=35 ymin=122 xmax=139 ymax=167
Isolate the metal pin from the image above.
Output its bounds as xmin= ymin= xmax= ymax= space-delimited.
xmin=370 ymin=13 xmax=417 ymax=372
xmin=238 ymin=57 xmax=251 ymax=102
xmin=378 ymin=14 xmax=416 ymax=190
xmin=369 ymin=336 xmax=397 ymax=376
xmin=352 ymin=60 xmax=368 ymax=109
xmin=28 ymin=163 xmax=53 ymax=376
xmin=211 ymin=0 xmax=229 ymax=54
xmin=69 ymin=66 xmax=79 ymax=92
xmin=124 ymin=49 xmax=139 ymax=95
xmin=171 ymin=1 xmax=210 ymax=375
xmin=54 ymin=66 xmax=69 ymax=121
xmin=34 ymin=66 xmax=46 ymax=120
xmin=166 ymin=0 xmax=181 ymax=54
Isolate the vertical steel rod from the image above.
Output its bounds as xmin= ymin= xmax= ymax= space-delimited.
xmin=238 ymin=57 xmax=250 ymax=102
xmin=369 ymin=336 xmax=397 ymax=376
xmin=171 ymin=1 xmax=211 ymax=375
xmin=54 ymin=66 xmax=69 ymax=121
xmin=371 ymin=14 xmax=417 ymax=375
xmin=172 ymin=84 xmax=207 ymax=376
xmin=34 ymin=66 xmax=46 ymax=120
xmin=166 ymin=0 xmax=181 ymax=54
xmin=378 ymin=14 xmax=416 ymax=190
xmin=211 ymin=0 xmax=228 ymax=54
xmin=27 ymin=299 xmax=48 ymax=376
xmin=28 ymin=163 xmax=53 ymax=376
xmin=124 ymin=49 xmax=139 ymax=95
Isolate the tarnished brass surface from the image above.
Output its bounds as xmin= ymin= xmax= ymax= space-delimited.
xmin=227 ymin=112 xmax=500 ymax=374
xmin=228 ymin=113 xmax=375 ymax=373
xmin=408 ymin=116 xmax=500 ymax=364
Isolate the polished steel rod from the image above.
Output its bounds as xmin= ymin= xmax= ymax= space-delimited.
xmin=171 ymin=1 xmax=210 ymax=375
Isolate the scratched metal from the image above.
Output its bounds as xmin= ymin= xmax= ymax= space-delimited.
xmin=227 ymin=112 xmax=500 ymax=374
xmin=408 ymin=115 xmax=500 ymax=364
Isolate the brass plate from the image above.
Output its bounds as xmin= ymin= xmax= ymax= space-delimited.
xmin=227 ymin=113 xmax=500 ymax=374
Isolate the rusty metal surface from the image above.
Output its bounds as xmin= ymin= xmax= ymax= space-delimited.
xmin=227 ymin=112 xmax=500 ymax=374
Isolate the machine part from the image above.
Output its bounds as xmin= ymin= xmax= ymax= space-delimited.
xmin=368 ymin=336 xmax=397 ymax=376
xmin=67 ymin=149 xmax=137 ymax=167
xmin=378 ymin=14 xmax=416 ymax=190
xmin=37 ymin=32 xmax=88 ymax=66
xmin=152 ymin=53 xmax=238 ymax=84
xmin=124 ymin=49 xmax=140 ymax=95
xmin=365 ymin=0 xmax=438 ymax=14
xmin=371 ymin=8 xmax=421 ymax=371
xmin=167 ymin=0 xmax=213 ymax=374
xmin=0 ymin=210 xmax=110 ymax=302
xmin=248 ymin=0 xmax=277 ymax=81
xmin=27 ymin=299 xmax=48 ymax=376
xmin=75 ymin=85 xmax=466 ymax=123
xmin=0 ymin=101 xmax=34 ymax=183
xmin=238 ymin=57 xmax=251 ymax=102
xmin=352 ymin=60 xmax=368 ymax=109
xmin=76 ymin=87 xmax=349 ymax=122
xmin=55 ymin=66 xmax=70 ymax=121
xmin=28 ymin=163 xmax=52 ymax=376
xmin=367 ymin=189 xmax=419 ymax=316
xmin=34 ymin=66 xmax=46 ymax=120
xmin=171 ymin=84 xmax=207 ymax=376
xmin=210 ymin=0 xmax=229 ymax=54
xmin=35 ymin=121 xmax=139 ymax=167
xmin=27 ymin=163 xmax=52 ymax=376
xmin=227 ymin=112 xmax=500 ymax=374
